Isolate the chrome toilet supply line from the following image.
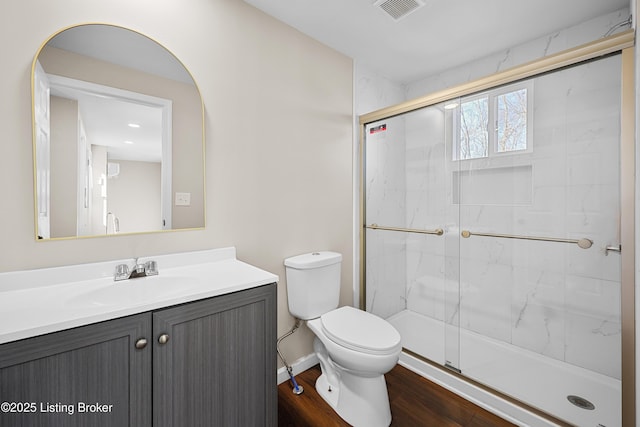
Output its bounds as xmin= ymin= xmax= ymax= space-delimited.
xmin=277 ymin=318 xmax=304 ymax=395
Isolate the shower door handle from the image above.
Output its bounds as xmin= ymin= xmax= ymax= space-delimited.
xmin=605 ymin=244 xmax=621 ymax=255
xmin=460 ymin=230 xmax=593 ymax=249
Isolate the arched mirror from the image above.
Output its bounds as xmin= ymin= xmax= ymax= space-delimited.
xmin=32 ymin=24 xmax=205 ymax=240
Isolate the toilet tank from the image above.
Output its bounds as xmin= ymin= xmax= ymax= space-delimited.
xmin=284 ymin=251 xmax=342 ymax=320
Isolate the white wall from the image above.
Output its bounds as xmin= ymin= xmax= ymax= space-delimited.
xmin=0 ymin=0 xmax=353 ymax=368
xmin=107 ymin=160 xmax=161 ymax=234
xmin=49 ymin=95 xmax=78 ymax=238
xmin=91 ymin=145 xmax=108 ymax=235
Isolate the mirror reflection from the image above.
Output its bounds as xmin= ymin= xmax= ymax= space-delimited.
xmin=33 ymin=24 xmax=205 ymax=240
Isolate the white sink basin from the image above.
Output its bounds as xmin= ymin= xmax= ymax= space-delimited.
xmin=0 ymin=247 xmax=279 ymax=344
xmin=68 ymin=275 xmax=202 ymax=307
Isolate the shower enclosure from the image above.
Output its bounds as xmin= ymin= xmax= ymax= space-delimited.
xmin=360 ymin=33 xmax=634 ymax=427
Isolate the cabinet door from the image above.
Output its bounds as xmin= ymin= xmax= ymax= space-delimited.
xmin=153 ymin=283 xmax=277 ymax=427
xmin=0 ymin=314 xmax=151 ymax=427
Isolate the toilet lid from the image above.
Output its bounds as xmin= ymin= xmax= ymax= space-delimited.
xmin=321 ymin=306 xmax=401 ymax=355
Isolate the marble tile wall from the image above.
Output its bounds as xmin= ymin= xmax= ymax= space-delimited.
xmin=364 ymin=115 xmax=407 ymax=318
xmin=405 ymin=8 xmax=631 ymax=100
xmin=355 ymin=62 xmax=405 ymax=116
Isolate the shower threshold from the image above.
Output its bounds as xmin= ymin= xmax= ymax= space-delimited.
xmin=387 ymin=310 xmax=620 ymax=427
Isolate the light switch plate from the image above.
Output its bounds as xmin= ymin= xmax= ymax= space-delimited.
xmin=175 ymin=192 xmax=191 ymax=206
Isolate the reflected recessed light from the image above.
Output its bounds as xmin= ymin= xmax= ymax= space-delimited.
xmin=124 ymin=140 xmax=134 ymax=144
xmin=444 ymin=103 xmax=459 ymax=110
xmin=128 ymin=123 xmax=141 ymax=128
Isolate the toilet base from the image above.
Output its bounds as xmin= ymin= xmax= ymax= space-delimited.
xmin=315 ymin=368 xmax=392 ymax=427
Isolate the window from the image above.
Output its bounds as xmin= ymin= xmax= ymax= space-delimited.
xmin=452 ymin=82 xmax=532 ymax=161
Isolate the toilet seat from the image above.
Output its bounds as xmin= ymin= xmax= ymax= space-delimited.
xmin=321 ymin=306 xmax=401 ymax=355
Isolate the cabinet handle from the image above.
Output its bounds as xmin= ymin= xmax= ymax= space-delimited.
xmin=135 ymin=338 xmax=148 ymax=350
xmin=158 ymin=334 xmax=170 ymax=345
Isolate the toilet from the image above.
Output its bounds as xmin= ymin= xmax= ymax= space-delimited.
xmin=284 ymin=251 xmax=401 ymax=427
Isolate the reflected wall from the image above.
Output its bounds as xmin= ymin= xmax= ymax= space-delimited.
xmin=37 ymin=41 xmax=204 ymax=235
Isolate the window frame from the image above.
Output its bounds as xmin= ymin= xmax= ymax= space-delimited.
xmin=452 ymin=80 xmax=534 ymax=162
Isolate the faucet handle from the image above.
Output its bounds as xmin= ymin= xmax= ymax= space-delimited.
xmin=145 ymin=260 xmax=158 ymax=276
xmin=114 ymin=264 xmax=130 ymax=281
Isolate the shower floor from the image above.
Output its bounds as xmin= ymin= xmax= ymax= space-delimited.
xmin=387 ymin=309 xmax=621 ymax=427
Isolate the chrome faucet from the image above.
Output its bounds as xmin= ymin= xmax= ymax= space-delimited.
xmin=114 ymin=258 xmax=159 ymax=281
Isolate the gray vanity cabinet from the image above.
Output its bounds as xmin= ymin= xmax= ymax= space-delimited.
xmin=0 ymin=283 xmax=277 ymax=427
xmin=153 ymin=283 xmax=277 ymax=427
xmin=0 ymin=314 xmax=152 ymax=427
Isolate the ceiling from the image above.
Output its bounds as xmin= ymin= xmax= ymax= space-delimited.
xmin=243 ymin=0 xmax=630 ymax=84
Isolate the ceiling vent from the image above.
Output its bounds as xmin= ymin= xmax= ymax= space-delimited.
xmin=375 ymin=0 xmax=425 ymax=21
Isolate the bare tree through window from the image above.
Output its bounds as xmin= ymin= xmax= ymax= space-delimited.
xmin=453 ymin=84 xmax=530 ymax=161
xmin=496 ymin=88 xmax=527 ymax=152
xmin=460 ymin=97 xmax=488 ymax=160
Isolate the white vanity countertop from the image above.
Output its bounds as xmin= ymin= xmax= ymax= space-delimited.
xmin=0 ymin=247 xmax=278 ymax=344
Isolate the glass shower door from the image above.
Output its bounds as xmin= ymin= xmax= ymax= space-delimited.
xmin=454 ymin=54 xmax=622 ymax=426
xmin=364 ymin=103 xmax=459 ymax=370
xmin=362 ymin=45 xmax=628 ymax=427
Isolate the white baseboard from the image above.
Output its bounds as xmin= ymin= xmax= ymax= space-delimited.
xmin=277 ymin=353 xmax=319 ymax=385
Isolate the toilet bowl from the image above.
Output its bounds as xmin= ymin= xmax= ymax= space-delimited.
xmin=284 ymin=251 xmax=402 ymax=427
xmin=307 ymin=306 xmax=401 ymax=427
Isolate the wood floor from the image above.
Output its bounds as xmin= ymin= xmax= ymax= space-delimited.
xmin=278 ymin=364 xmax=517 ymax=427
